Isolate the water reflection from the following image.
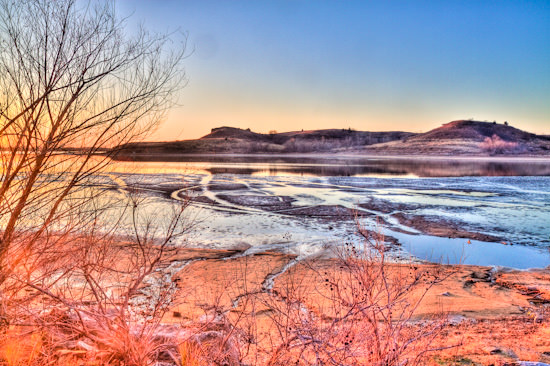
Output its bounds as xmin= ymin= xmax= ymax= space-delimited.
xmin=111 ymin=154 xmax=550 ymax=177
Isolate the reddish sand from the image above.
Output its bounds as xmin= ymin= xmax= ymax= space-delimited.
xmin=170 ymin=250 xmax=550 ymax=365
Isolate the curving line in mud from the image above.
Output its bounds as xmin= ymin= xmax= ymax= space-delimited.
xmin=168 ymin=175 xmax=491 ymax=243
xmin=102 ymin=173 xmax=128 ymax=195
xmin=92 ymin=172 xmax=550 ymax=268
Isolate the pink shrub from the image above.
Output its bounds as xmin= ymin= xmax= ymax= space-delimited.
xmin=480 ymin=134 xmax=521 ymax=154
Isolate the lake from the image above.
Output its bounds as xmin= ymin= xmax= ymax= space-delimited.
xmin=103 ymin=155 xmax=550 ymax=269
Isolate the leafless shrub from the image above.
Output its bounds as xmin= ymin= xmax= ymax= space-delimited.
xmin=0 ymin=0 xmax=187 ymax=361
xmin=0 ymin=185 xmax=191 ymax=365
xmin=0 ymin=0 xmax=186 ymax=292
xmin=239 ymin=226 xmax=452 ymax=366
xmin=480 ymin=134 xmax=522 ymax=154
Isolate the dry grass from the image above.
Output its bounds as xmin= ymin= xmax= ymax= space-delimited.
xmin=0 ymin=331 xmax=42 ymax=366
xmin=1 ymin=220 xmax=547 ymax=365
xmin=177 ymin=341 xmax=207 ymax=366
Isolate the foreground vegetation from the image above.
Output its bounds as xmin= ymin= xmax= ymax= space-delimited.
xmin=1 ymin=228 xmax=549 ymax=365
xmin=0 ymin=224 xmax=453 ymax=366
xmin=0 ymin=1 xmax=548 ymax=365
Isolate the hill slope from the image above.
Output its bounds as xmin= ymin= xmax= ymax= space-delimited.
xmin=362 ymin=120 xmax=550 ymax=155
xmin=413 ymin=120 xmax=537 ymax=142
xmin=115 ymin=127 xmax=414 ymax=155
xmin=113 ymin=121 xmax=550 ymax=157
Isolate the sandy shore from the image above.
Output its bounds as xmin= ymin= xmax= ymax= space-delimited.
xmin=168 ymin=248 xmax=550 ymax=365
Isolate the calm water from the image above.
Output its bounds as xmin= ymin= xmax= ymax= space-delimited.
xmin=112 ymin=154 xmax=550 ymax=177
xmin=104 ymin=155 xmax=550 ymax=269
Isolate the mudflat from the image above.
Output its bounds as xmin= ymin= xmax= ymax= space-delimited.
xmin=167 ymin=248 xmax=550 ymax=365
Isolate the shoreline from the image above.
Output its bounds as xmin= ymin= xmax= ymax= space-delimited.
xmin=110 ymin=151 xmax=550 ymax=162
xmin=5 ymin=240 xmax=549 ymax=365
xmin=171 ymin=247 xmax=550 ymax=319
xmin=168 ymin=247 xmax=550 ymax=364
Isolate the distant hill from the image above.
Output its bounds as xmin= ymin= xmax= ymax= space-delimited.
xmin=202 ymin=126 xmax=415 ymax=147
xmin=114 ymin=127 xmax=414 ymax=155
xmin=362 ymin=120 xmax=550 ymax=155
xmin=417 ymin=120 xmax=537 ymax=141
xmin=112 ymin=121 xmax=550 ymax=157
xmin=202 ymin=127 xmax=270 ymax=141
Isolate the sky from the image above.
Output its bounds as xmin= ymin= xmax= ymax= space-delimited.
xmin=117 ymin=1 xmax=550 ymax=140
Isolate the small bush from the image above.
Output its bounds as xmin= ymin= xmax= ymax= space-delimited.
xmin=242 ymin=227 xmax=451 ymax=365
xmin=480 ymin=134 xmax=521 ymax=154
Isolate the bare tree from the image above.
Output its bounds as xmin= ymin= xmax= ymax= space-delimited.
xmin=2 ymin=187 xmax=193 ymax=365
xmin=0 ymin=0 xmax=186 ymax=290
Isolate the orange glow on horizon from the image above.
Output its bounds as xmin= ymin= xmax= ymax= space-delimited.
xmin=149 ymin=103 xmax=550 ymax=142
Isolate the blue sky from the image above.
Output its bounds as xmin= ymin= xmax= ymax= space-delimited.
xmin=117 ymin=1 xmax=550 ymax=140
